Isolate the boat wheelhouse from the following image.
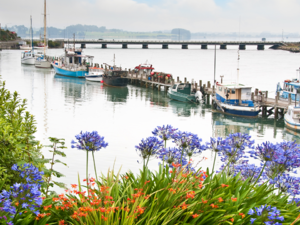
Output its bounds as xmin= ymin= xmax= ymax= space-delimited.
xmin=277 ymin=79 xmax=300 ymax=101
xmin=167 ymin=83 xmax=201 ymax=103
xmin=21 ymin=51 xmax=35 ymax=65
xmin=103 ymin=67 xmax=128 ymax=87
xmin=134 ymin=62 xmax=154 ymax=77
xmin=213 ymin=82 xmax=259 ymax=117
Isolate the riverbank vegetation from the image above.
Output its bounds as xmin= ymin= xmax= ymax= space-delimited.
xmin=0 ymin=29 xmax=18 ymax=41
xmin=0 ymin=78 xmax=300 ymax=224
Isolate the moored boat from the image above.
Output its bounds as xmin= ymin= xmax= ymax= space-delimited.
xmin=21 ymin=16 xmax=35 ymax=65
xmin=168 ymin=83 xmax=201 ymax=103
xmin=85 ymin=66 xmax=104 ymax=82
xmin=276 ymin=75 xmax=300 ymax=101
xmin=52 ymin=47 xmax=94 ymax=78
xmin=103 ymin=68 xmax=128 ymax=87
xmin=212 ymin=82 xmax=260 ymax=117
xmin=284 ymin=105 xmax=300 ymax=131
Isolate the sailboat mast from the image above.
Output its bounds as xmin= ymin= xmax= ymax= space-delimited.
xmin=44 ymin=0 xmax=46 ymax=56
xmin=31 ymin=16 xmax=33 ymax=52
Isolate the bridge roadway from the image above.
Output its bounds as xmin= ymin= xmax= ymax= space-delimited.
xmin=23 ymin=39 xmax=291 ymax=50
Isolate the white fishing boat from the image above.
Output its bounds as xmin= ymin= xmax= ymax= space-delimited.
xmin=276 ymin=69 xmax=300 ymax=101
xmin=212 ymin=48 xmax=259 ymax=118
xmin=20 ymin=44 xmax=31 ymax=50
xmin=284 ymin=105 xmax=300 ymax=131
xmin=34 ymin=0 xmax=51 ymax=68
xmin=21 ymin=16 xmax=35 ymax=65
xmin=85 ymin=67 xmax=104 ymax=82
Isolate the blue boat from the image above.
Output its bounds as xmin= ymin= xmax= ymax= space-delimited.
xmin=213 ymin=82 xmax=260 ymax=118
xmin=51 ymin=47 xmax=94 ymax=78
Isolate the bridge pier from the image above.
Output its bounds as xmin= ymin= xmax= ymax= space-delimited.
xmin=122 ymin=44 xmax=128 ymax=49
xmin=142 ymin=44 xmax=148 ymax=49
xmin=201 ymin=45 xmax=207 ymax=49
xmin=162 ymin=44 xmax=168 ymax=49
xmin=239 ymin=44 xmax=246 ymax=50
xmin=81 ymin=43 xmax=86 ymax=48
xmin=102 ymin=44 xmax=107 ymax=49
xmin=257 ymin=45 xmax=264 ymax=50
xmin=220 ymin=44 xmax=227 ymax=50
xmin=182 ymin=44 xmax=188 ymax=49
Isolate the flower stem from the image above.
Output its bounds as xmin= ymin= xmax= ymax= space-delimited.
xmin=86 ymin=150 xmax=89 ymax=192
xmin=92 ymin=151 xmax=98 ymax=183
xmin=212 ymin=151 xmax=217 ymax=174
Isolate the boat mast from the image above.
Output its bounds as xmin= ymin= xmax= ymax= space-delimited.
xmin=214 ymin=44 xmax=216 ymax=89
xmin=113 ymin=54 xmax=115 ymax=67
xmin=31 ymin=15 xmax=33 ymax=52
xmin=237 ymin=18 xmax=241 ymax=87
xmin=43 ymin=0 xmax=46 ymax=56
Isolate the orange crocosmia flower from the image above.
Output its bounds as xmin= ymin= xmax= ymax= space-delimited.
xmin=181 ymin=202 xmax=188 ymax=209
xmin=169 ymin=170 xmax=173 ymax=173
xmin=144 ymin=195 xmax=150 ymax=200
xmin=201 ymin=198 xmax=207 ymax=204
xmin=192 ymin=214 xmax=199 ymax=218
xmin=230 ymin=218 xmax=234 ymax=222
xmin=41 ymin=197 xmax=46 ymax=200
xmin=221 ymin=184 xmax=229 ymax=188
xmin=59 ymin=220 xmax=65 ymax=225
xmin=231 ymin=197 xmax=237 ymax=202
xmin=15 ymin=202 xmax=19 ymax=206
xmin=239 ymin=212 xmax=245 ymax=218
xmin=218 ymin=197 xmax=224 ymax=202
xmin=71 ymin=184 xmax=78 ymax=189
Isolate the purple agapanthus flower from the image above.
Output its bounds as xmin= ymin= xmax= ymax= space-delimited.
xmin=248 ymin=205 xmax=284 ymax=225
xmin=152 ymin=125 xmax=178 ymax=142
xmin=71 ymin=131 xmax=108 ymax=151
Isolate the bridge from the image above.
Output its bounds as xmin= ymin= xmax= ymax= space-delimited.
xmin=23 ymin=39 xmax=291 ymax=50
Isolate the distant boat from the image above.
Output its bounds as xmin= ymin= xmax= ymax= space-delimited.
xmin=284 ymin=105 xmax=300 ymax=131
xmin=34 ymin=0 xmax=51 ymax=68
xmin=21 ymin=16 xmax=35 ymax=65
xmin=20 ymin=44 xmax=31 ymax=50
xmin=85 ymin=66 xmax=104 ymax=82
xmin=168 ymin=83 xmax=201 ymax=103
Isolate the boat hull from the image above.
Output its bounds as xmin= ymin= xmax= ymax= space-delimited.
xmin=85 ymin=76 xmax=103 ymax=82
xmin=35 ymin=60 xmax=52 ymax=68
xmin=21 ymin=57 xmax=35 ymax=65
xmin=167 ymin=89 xmax=199 ymax=103
xmin=284 ymin=116 xmax=300 ymax=131
xmin=103 ymin=76 xmax=128 ymax=87
xmin=52 ymin=63 xmax=86 ymax=78
xmin=214 ymin=102 xmax=259 ymax=118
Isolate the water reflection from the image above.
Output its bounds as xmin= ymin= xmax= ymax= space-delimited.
xmin=169 ymin=100 xmax=199 ymax=117
xmin=103 ymin=86 xmax=129 ymax=103
xmin=54 ymin=75 xmax=87 ymax=102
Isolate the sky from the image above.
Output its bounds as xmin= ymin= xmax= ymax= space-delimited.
xmin=1 ymin=0 xmax=300 ymax=33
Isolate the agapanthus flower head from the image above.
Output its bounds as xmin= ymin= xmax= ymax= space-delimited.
xmin=172 ymin=131 xmax=206 ymax=158
xmin=71 ymin=131 xmax=108 ymax=152
xmin=269 ymin=173 xmax=300 ymax=197
xmin=136 ymin=136 xmax=164 ymax=160
xmin=219 ymin=133 xmax=254 ymax=165
xmin=248 ymin=205 xmax=284 ymax=225
xmin=206 ymin=137 xmax=224 ymax=153
xmin=152 ymin=125 xmax=178 ymax=141
xmin=0 ymin=164 xmax=44 ymax=223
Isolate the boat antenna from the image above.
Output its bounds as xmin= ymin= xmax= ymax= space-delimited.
xmin=237 ymin=17 xmax=241 ymax=86
xmin=113 ymin=54 xmax=115 ymax=67
xmin=31 ymin=15 xmax=34 ymax=53
xmin=73 ymin=33 xmax=75 ymax=51
xmin=43 ymin=0 xmax=46 ymax=56
xmin=213 ymin=44 xmax=216 ymax=91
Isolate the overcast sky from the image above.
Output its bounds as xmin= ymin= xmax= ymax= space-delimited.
xmin=1 ymin=0 xmax=300 ymax=33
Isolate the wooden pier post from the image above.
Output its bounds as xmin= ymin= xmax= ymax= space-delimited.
xmin=265 ymin=91 xmax=268 ymax=99
xmin=195 ymin=83 xmax=198 ymax=90
xmin=184 ymin=77 xmax=187 ymax=83
xmin=207 ymin=81 xmax=211 ymax=88
xmin=212 ymin=86 xmax=215 ymax=96
xmin=255 ymin=88 xmax=258 ymax=97
xmin=172 ymin=79 xmax=175 ymax=85
xmin=276 ymin=92 xmax=279 ymax=104
xmin=288 ymin=93 xmax=292 ymax=105
xmin=177 ymin=76 xmax=179 ymax=83
xmin=274 ymin=107 xmax=278 ymax=119
xmin=251 ymin=92 xmax=254 ymax=101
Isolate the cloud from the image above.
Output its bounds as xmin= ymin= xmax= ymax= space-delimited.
xmin=1 ymin=0 xmax=300 ymax=33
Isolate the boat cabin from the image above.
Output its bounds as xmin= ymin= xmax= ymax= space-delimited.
xmin=280 ymin=80 xmax=300 ymax=101
xmin=216 ymin=83 xmax=254 ymax=107
xmin=172 ymin=83 xmax=193 ymax=95
xmin=106 ymin=70 xmax=128 ymax=78
xmin=287 ymin=105 xmax=300 ymax=123
xmin=21 ymin=51 xmax=34 ymax=59
xmin=134 ymin=63 xmax=154 ymax=76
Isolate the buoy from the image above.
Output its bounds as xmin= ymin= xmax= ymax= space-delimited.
xmin=101 ymin=80 xmax=104 ymax=83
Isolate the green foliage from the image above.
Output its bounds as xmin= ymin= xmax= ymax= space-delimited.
xmin=29 ymin=166 xmax=300 ymax=224
xmin=48 ymin=40 xmax=61 ymax=48
xmin=0 ymin=29 xmax=17 ymax=41
xmin=42 ymin=137 xmax=67 ymax=197
xmin=0 ymin=79 xmax=43 ymax=189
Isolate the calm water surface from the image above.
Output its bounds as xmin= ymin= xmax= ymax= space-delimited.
xmin=0 ymin=45 xmax=300 ymax=191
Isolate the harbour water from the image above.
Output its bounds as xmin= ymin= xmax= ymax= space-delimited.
xmin=1 ymin=45 xmax=300 ymax=191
